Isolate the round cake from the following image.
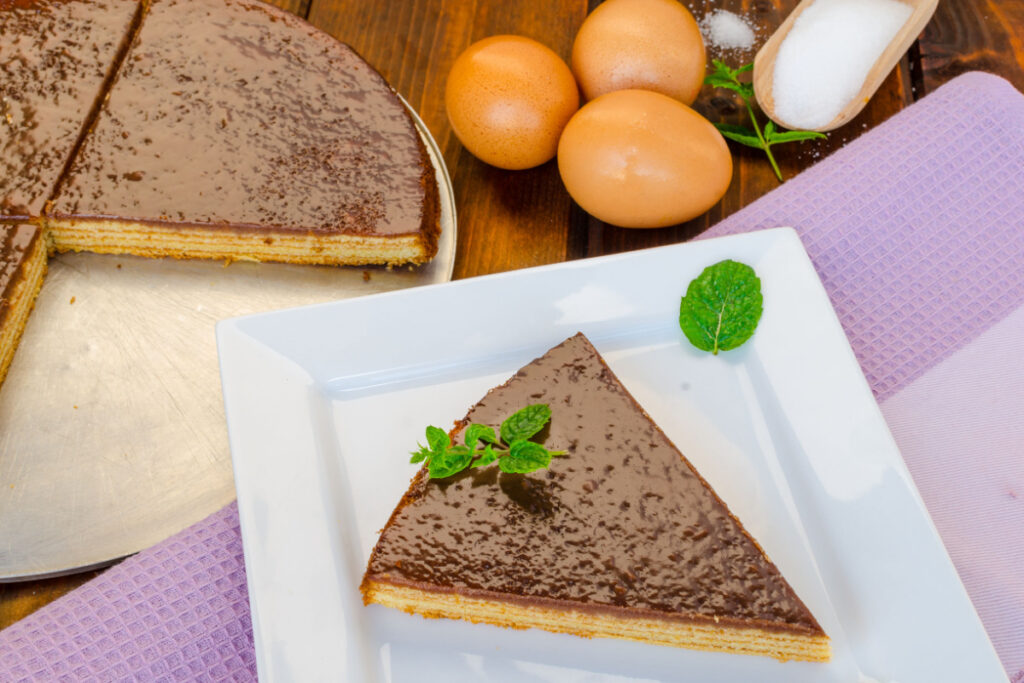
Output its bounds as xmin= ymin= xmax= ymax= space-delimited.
xmin=0 ymin=0 xmax=442 ymax=393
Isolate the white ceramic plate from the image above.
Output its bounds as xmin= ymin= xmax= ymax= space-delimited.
xmin=217 ymin=228 xmax=1005 ymax=683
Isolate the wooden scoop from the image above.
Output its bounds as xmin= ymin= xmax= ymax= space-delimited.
xmin=753 ymin=0 xmax=938 ymax=132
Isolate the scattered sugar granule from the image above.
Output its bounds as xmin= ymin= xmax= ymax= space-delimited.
xmin=700 ymin=9 xmax=757 ymax=53
xmin=772 ymin=0 xmax=913 ymax=129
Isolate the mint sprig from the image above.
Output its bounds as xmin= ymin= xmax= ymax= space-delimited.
xmin=679 ymin=260 xmax=763 ymax=354
xmin=704 ymin=60 xmax=826 ymax=182
xmin=410 ymin=404 xmax=567 ymax=479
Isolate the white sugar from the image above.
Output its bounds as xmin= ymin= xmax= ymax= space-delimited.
xmin=700 ymin=10 xmax=757 ymax=52
xmin=772 ymin=0 xmax=913 ymax=129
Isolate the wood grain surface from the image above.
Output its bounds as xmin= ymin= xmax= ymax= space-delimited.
xmin=918 ymin=0 xmax=1024 ymax=93
xmin=2 ymin=0 xmax=1020 ymax=634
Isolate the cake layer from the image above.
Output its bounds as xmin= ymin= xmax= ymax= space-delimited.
xmin=0 ymin=224 xmax=47 ymax=386
xmin=49 ymin=0 xmax=440 ymax=266
xmin=47 ymin=216 xmax=431 ymax=266
xmin=363 ymin=333 xmax=829 ymax=660
xmin=364 ymin=581 xmax=831 ymax=662
xmin=0 ymin=0 xmax=141 ymax=219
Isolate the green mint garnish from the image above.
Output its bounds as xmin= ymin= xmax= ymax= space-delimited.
xmin=703 ymin=60 xmax=826 ymax=183
xmin=410 ymin=404 xmax=567 ymax=479
xmin=499 ymin=403 xmax=551 ymax=444
xmin=679 ymin=259 xmax=763 ymax=355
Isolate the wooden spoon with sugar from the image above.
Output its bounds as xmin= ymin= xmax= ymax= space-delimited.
xmin=753 ymin=0 xmax=938 ymax=132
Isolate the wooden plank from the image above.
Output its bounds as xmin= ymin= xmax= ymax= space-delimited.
xmin=917 ymin=0 xmax=1024 ymax=93
xmin=306 ymin=0 xmax=590 ymax=279
xmin=0 ymin=570 xmax=103 ymax=630
xmin=263 ymin=0 xmax=309 ymax=17
xmin=589 ymin=0 xmax=914 ymax=255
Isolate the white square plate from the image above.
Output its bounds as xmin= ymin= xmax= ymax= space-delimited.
xmin=217 ymin=228 xmax=1005 ymax=683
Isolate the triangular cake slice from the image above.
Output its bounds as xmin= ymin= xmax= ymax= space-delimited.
xmin=1 ymin=0 xmax=142 ymax=219
xmin=362 ymin=333 xmax=830 ymax=662
xmin=0 ymin=225 xmax=47 ymax=386
xmin=48 ymin=0 xmax=439 ymax=267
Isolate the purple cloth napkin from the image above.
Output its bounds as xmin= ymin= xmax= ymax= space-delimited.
xmin=2 ymin=71 xmax=1022 ymax=681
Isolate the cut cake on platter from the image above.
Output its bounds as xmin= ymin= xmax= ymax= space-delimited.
xmin=361 ymin=333 xmax=831 ymax=662
xmin=0 ymin=0 xmax=440 ymax=394
xmin=47 ymin=0 xmax=440 ymax=267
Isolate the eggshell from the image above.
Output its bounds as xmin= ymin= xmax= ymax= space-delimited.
xmin=571 ymin=0 xmax=706 ymax=105
xmin=445 ymin=35 xmax=579 ymax=170
xmin=557 ymin=90 xmax=732 ymax=228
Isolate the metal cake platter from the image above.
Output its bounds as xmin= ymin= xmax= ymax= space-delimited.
xmin=0 ymin=107 xmax=456 ymax=580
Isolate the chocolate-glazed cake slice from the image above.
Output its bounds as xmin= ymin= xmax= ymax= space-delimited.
xmin=362 ymin=333 xmax=830 ymax=662
xmin=0 ymin=224 xmax=47 ymax=387
xmin=48 ymin=0 xmax=440 ymax=267
xmin=0 ymin=0 xmax=142 ymax=219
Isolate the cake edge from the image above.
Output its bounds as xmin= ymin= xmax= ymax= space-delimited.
xmin=361 ymin=579 xmax=832 ymax=663
xmin=0 ymin=227 xmax=48 ymax=387
xmin=43 ymin=216 xmax=435 ymax=267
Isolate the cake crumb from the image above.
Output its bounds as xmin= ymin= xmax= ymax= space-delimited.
xmin=362 ymin=270 xmax=371 ymax=282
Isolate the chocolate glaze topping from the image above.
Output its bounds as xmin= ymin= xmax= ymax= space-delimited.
xmin=0 ymin=0 xmax=140 ymax=219
xmin=51 ymin=0 xmax=436 ymax=237
xmin=365 ymin=334 xmax=824 ymax=634
xmin=0 ymin=223 xmax=41 ymax=324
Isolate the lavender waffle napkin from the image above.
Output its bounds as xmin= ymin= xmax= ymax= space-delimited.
xmin=2 ymin=71 xmax=1022 ymax=681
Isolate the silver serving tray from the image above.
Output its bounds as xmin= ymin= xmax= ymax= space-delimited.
xmin=0 ymin=108 xmax=456 ymax=580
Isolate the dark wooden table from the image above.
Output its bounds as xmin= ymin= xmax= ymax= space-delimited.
xmin=2 ymin=0 xmax=1022 ymax=633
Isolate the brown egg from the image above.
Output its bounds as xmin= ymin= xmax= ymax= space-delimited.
xmin=557 ymin=89 xmax=732 ymax=228
xmin=445 ymin=35 xmax=579 ymax=170
xmin=571 ymin=0 xmax=706 ymax=105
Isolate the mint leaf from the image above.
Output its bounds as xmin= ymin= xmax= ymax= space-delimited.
xmin=679 ymin=260 xmax=763 ymax=355
xmin=500 ymin=404 xmax=551 ymax=444
xmin=714 ymin=123 xmax=763 ymax=149
xmin=765 ymin=128 xmax=828 ymax=144
xmin=409 ymin=445 xmax=431 ymax=464
xmin=412 ymin=404 xmax=564 ymax=479
xmin=703 ymin=74 xmax=753 ymax=100
xmin=425 ymin=425 xmax=449 ymax=454
xmin=428 ymin=445 xmax=473 ymax=479
xmin=499 ymin=441 xmax=552 ymax=474
xmin=703 ymin=73 xmax=744 ymax=92
xmin=703 ymin=60 xmax=753 ymax=99
xmin=464 ymin=423 xmax=496 ymax=451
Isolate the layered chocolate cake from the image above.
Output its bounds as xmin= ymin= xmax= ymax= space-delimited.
xmin=0 ymin=0 xmax=142 ymax=219
xmin=0 ymin=225 xmax=47 ymax=385
xmin=48 ymin=0 xmax=440 ymax=267
xmin=362 ymin=333 xmax=831 ymax=662
xmin=0 ymin=0 xmax=441 ymax=392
